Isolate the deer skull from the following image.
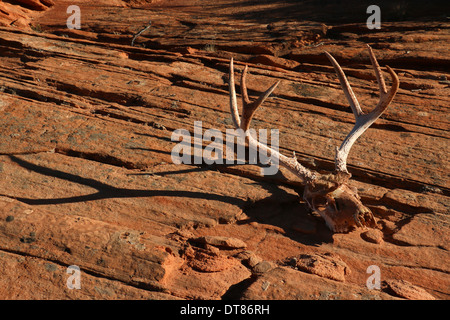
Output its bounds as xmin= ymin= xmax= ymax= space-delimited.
xmin=228 ymin=45 xmax=399 ymax=233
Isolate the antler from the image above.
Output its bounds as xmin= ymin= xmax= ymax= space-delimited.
xmin=325 ymin=45 xmax=399 ymax=174
xmin=227 ymin=47 xmax=399 ymax=233
xmin=229 ymin=58 xmax=317 ymax=182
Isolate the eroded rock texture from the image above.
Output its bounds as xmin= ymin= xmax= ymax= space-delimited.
xmin=0 ymin=0 xmax=448 ymax=300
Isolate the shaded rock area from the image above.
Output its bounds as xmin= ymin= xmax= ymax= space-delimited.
xmin=0 ymin=0 xmax=448 ymax=300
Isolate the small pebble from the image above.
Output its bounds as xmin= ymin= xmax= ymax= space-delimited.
xmin=361 ymin=229 xmax=384 ymax=244
xmin=252 ymin=261 xmax=274 ymax=275
xmin=6 ymin=215 xmax=14 ymax=222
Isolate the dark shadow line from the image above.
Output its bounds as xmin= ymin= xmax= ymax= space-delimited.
xmin=8 ymin=155 xmax=246 ymax=206
xmin=14 ymin=189 xmax=244 ymax=206
xmin=10 ymin=155 xmax=116 ymax=192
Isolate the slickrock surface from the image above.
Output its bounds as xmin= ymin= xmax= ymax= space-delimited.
xmin=0 ymin=0 xmax=448 ymax=300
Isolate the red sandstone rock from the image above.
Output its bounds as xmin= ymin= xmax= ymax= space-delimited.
xmin=385 ymin=279 xmax=436 ymax=300
xmin=286 ymin=253 xmax=351 ymax=282
xmin=0 ymin=0 xmax=448 ymax=301
xmin=14 ymin=0 xmax=53 ymax=11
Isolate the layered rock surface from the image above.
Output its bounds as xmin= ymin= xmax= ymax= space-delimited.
xmin=0 ymin=0 xmax=448 ymax=300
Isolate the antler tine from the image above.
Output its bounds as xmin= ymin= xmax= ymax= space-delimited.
xmin=239 ymin=64 xmax=280 ymax=132
xmin=366 ymin=44 xmax=387 ymax=95
xmin=367 ymin=45 xmax=399 ymax=116
xmin=228 ymin=58 xmax=317 ymax=182
xmin=229 ymin=58 xmax=241 ymax=129
xmin=327 ymin=46 xmax=399 ymax=174
xmin=324 ymin=51 xmax=363 ymax=117
xmin=240 ymin=65 xmax=250 ymax=105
